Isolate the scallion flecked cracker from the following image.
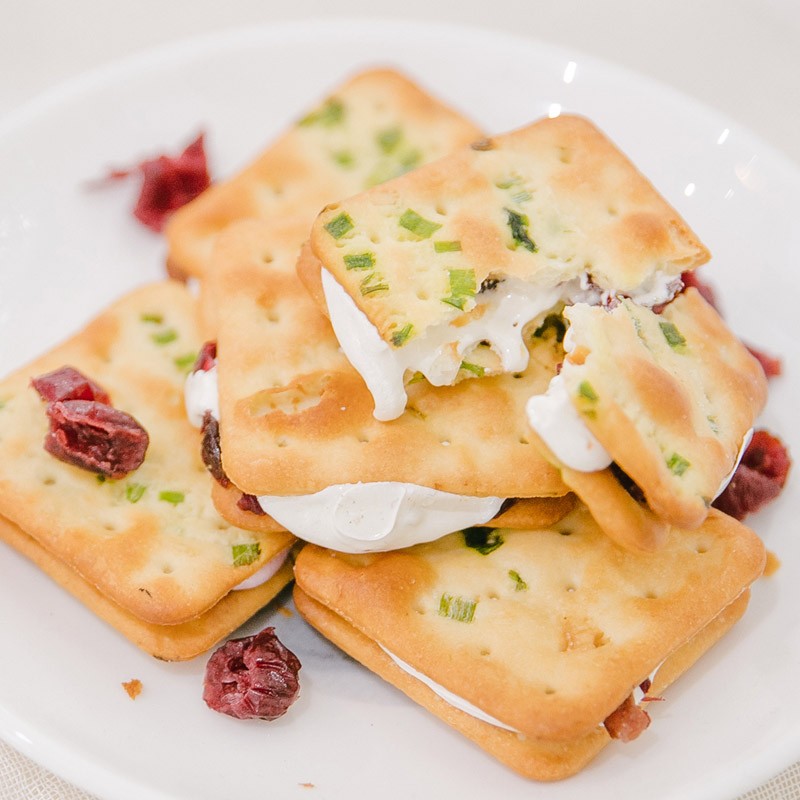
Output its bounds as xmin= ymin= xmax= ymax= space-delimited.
xmin=208 ymin=218 xmax=566 ymax=499
xmin=540 ymin=289 xmax=767 ymax=540
xmin=0 ymin=515 xmax=294 ymax=661
xmin=309 ymin=114 xmax=709 ymax=352
xmin=165 ymin=68 xmax=482 ymax=281
xmin=294 ymin=503 xmax=764 ymax=779
xmin=0 ymin=281 xmax=294 ymax=626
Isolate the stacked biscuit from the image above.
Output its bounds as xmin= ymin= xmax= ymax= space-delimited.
xmin=0 ymin=69 xmax=768 ymax=779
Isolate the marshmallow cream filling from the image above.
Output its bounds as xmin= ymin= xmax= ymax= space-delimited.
xmin=184 ymin=365 xmax=220 ymax=428
xmin=377 ymin=644 xmax=520 ymax=732
xmin=257 ymin=484 xmax=502 ymax=554
xmin=321 ymin=267 xmax=681 ymax=422
xmin=232 ymin=545 xmax=291 ymax=591
xmin=526 ymin=372 xmax=613 ymax=472
xmin=183 ymin=371 xmax=504 ymax=552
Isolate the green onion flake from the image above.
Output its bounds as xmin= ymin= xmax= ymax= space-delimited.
xmin=508 ymin=569 xmax=528 ymax=591
xmin=151 ymin=329 xmax=178 ymax=346
xmin=140 ymin=312 xmax=164 ymax=324
xmin=391 ymin=323 xmax=414 ymax=347
xmin=460 ymin=361 xmax=485 ymax=377
xmin=298 ymin=98 xmax=344 ymax=127
xmin=463 ymin=527 xmax=504 ymax=555
xmin=438 ymin=593 xmax=477 ymax=623
xmin=578 ymin=381 xmax=599 ymax=402
xmin=399 ymin=209 xmax=441 ymax=239
xmin=434 ymin=240 xmax=462 ymax=253
xmin=659 ymin=320 xmax=687 ymax=351
xmin=377 ymin=127 xmax=403 ymax=154
xmin=505 ymin=208 xmax=538 ymax=252
xmin=441 ymin=268 xmax=476 ymax=311
xmin=324 ymin=212 xmax=355 ymax=240
xmin=232 ymin=542 xmax=261 ymax=567
xmin=174 ymin=352 xmax=197 ymax=372
xmin=666 ymin=453 xmax=691 ymax=476
xmin=125 ymin=483 xmax=147 ymax=503
xmin=159 ymin=490 xmax=185 ymax=505
xmin=343 ymin=252 xmax=375 ymax=270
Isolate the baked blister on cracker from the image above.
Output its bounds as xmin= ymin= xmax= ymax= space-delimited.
xmin=525 ymin=288 xmax=768 ymax=550
xmin=0 ymin=281 xmax=295 ymax=659
xmin=165 ymin=67 xmax=483 ymax=283
xmin=307 ymin=114 xmax=710 ymax=421
xmin=294 ymin=503 xmax=765 ymax=780
xmin=189 ymin=217 xmax=576 ymax=552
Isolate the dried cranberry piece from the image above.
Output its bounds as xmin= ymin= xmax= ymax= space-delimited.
xmin=713 ymin=430 xmax=791 ymax=520
xmin=31 ymin=366 xmax=111 ymax=405
xmin=237 ymin=492 xmax=267 ymax=516
xmin=201 ymin=411 xmax=230 ymax=487
xmin=681 ymin=270 xmax=720 ymax=311
xmin=98 ymin=133 xmax=211 ymax=232
xmin=746 ymin=344 xmax=782 ymax=379
xmin=203 ymin=627 xmax=301 ymax=720
xmin=604 ymin=694 xmax=651 ymax=742
xmin=45 ymin=400 xmax=149 ymax=478
xmin=193 ymin=341 xmax=217 ymax=373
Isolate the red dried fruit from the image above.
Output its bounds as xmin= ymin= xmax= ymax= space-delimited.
xmin=45 ymin=400 xmax=149 ymax=478
xmin=681 ymin=270 xmax=720 ymax=311
xmin=604 ymin=694 xmax=651 ymax=742
xmin=201 ymin=411 xmax=230 ymax=487
xmin=31 ymin=366 xmax=111 ymax=405
xmin=100 ymin=133 xmax=211 ymax=232
xmin=203 ymin=627 xmax=301 ymax=720
xmin=237 ymin=492 xmax=267 ymax=516
xmin=713 ymin=430 xmax=791 ymax=520
xmin=193 ymin=341 xmax=217 ymax=373
xmin=746 ymin=344 xmax=783 ymax=379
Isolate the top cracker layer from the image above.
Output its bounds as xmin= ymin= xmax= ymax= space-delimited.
xmin=165 ymin=68 xmax=482 ymax=281
xmin=0 ymin=281 xmax=293 ymax=626
xmin=310 ymin=114 xmax=709 ymax=348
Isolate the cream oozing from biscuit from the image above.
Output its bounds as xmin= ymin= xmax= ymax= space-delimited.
xmin=232 ymin=545 xmax=291 ymax=591
xmin=184 ymin=366 xmax=219 ymax=427
xmin=377 ymin=644 xmax=520 ymax=732
xmin=257 ymin=484 xmax=502 ymax=553
xmin=526 ymin=371 xmax=613 ymax=471
xmin=184 ymin=375 xmax=504 ymax=552
xmin=321 ymin=267 xmax=681 ymax=421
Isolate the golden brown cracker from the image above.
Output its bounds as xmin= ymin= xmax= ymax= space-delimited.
xmin=165 ymin=68 xmax=482 ymax=281
xmin=0 ymin=281 xmax=294 ymax=625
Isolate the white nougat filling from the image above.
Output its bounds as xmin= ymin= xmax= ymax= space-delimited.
xmin=232 ymin=546 xmax=291 ymax=591
xmin=258 ymin=484 xmax=502 ymax=554
xmin=378 ymin=644 xmax=520 ymax=733
xmin=322 ymin=267 xmax=681 ymax=421
xmin=184 ymin=372 xmax=504 ymax=553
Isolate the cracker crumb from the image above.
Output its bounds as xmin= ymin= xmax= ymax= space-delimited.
xmin=764 ymin=550 xmax=781 ymax=577
xmin=278 ymin=606 xmax=294 ymax=618
xmin=122 ymin=679 xmax=142 ymax=699
xmin=298 ymin=783 xmax=315 ymax=789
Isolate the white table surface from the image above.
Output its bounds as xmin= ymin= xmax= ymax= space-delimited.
xmin=0 ymin=1 xmax=798 ymax=798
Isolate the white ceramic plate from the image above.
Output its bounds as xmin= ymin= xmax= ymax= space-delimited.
xmin=0 ymin=20 xmax=798 ymax=800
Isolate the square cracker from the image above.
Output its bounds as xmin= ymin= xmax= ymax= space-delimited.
xmin=293 ymin=503 xmax=764 ymax=744
xmin=294 ymin=585 xmax=750 ymax=781
xmin=531 ymin=288 xmax=767 ymax=545
xmin=0 ymin=281 xmax=294 ymax=626
xmin=309 ymin=114 xmax=709 ymax=349
xmin=0 ymin=515 xmax=294 ymax=661
xmin=208 ymin=218 xmax=566 ymax=499
xmin=165 ymin=68 xmax=482 ymax=281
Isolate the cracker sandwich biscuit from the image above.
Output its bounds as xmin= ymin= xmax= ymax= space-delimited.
xmin=294 ymin=503 xmax=765 ymax=780
xmin=307 ymin=114 xmax=710 ymax=420
xmin=0 ymin=281 xmax=295 ymax=659
xmin=165 ymin=68 xmax=482 ymax=282
xmin=196 ymin=218 xmax=574 ymax=551
xmin=526 ymin=289 xmax=768 ymax=550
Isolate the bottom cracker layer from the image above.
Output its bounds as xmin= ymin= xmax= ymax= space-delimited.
xmin=0 ymin=515 xmax=294 ymax=661
xmin=294 ymin=585 xmax=750 ymax=781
